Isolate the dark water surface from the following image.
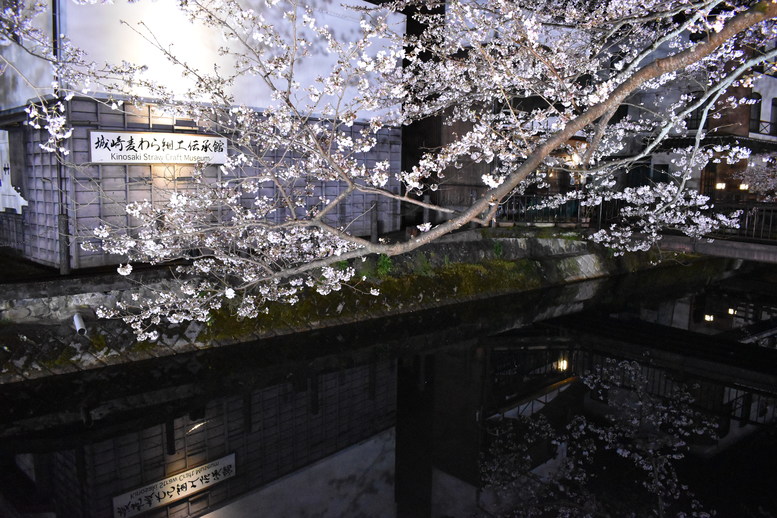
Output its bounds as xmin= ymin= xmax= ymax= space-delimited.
xmin=1 ymin=260 xmax=776 ymax=518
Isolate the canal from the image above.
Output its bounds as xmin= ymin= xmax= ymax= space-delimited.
xmin=1 ymin=260 xmax=776 ymax=518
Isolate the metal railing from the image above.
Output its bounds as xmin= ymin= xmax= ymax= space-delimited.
xmin=714 ymin=203 xmax=777 ymax=243
xmin=498 ymin=195 xmax=777 ymax=245
xmin=750 ymin=119 xmax=777 ymax=136
xmin=498 ymin=195 xmax=586 ymax=225
xmin=498 ymin=194 xmax=621 ymax=228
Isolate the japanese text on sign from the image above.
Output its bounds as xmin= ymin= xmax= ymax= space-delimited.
xmin=90 ymin=131 xmax=228 ymax=164
xmin=112 ymin=453 xmax=236 ymax=518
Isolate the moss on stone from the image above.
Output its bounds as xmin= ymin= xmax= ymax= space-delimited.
xmin=89 ymin=333 xmax=108 ymax=352
xmin=612 ymin=247 xmax=674 ymax=273
xmin=491 ymin=240 xmax=504 ymax=258
xmin=480 ymin=226 xmax=585 ymax=242
xmin=197 ymin=256 xmax=552 ymax=344
xmin=43 ymin=344 xmax=79 ymax=368
xmin=130 ymin=339 xmax=159 ymax=353
xmin=193 ymin=238 xmax=698 ymax=345
xmin=376 ymin=254 xmax=394 ymax=279
xmin=411 ymin=252 xmax=434 ymax=276
xmin=432 ymin=259 xmax=542 ymax=297
xmin=355 ymin=256 xmax=377 ymax=279
xmin=199 ymin=305 xmax=262 ymax=342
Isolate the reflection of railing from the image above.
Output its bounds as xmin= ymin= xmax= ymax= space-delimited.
xmin=727 ymin=389 xmax=777 ymax=425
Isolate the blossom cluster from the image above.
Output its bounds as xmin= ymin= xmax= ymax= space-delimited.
xmin=5 ymin=0 xmax=775 ymax=334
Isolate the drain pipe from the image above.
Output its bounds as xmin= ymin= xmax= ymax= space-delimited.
xmin=52 ymin=0 xmax=71 ymax=275
xmin=73 ymin=312 xmax=86 ymax=335
xmin=58 ymin=213 xmax=70 ymax=275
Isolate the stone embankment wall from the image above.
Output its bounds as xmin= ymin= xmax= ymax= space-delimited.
xmin=0 ymin=229 xmax=714 ymax=382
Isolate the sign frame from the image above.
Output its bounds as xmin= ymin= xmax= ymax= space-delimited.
xmin=112 ymin=452 xmax=236 ymax=518
xmin=89 ymin=130 xmax=228 ymax=165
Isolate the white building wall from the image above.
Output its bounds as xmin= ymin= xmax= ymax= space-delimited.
xmin=1 ymin=0 xmax=405 ymax=269
xmin=59 ymin=0 xmax=402 ymax=118
xmin=2 ymin=0 xmax=402 ymax=118
xmin=0 ymin=2 xmax=54 ymax=111
xmin=203 ymin=429 xmax=396 ymax=518
xmin=751 ymin=73 xmax=777 ymax=141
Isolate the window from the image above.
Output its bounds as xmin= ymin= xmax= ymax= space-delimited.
xmin=510 ymin=96 xmax=553 ymax=113
xmin=626 ymin=163 xmax=669 ymax=188
xmin=751 ymin=44 xmax=777 ymax=77
xmin=687 ymin=105 xmax=704 ymax=130
xmin=753 ymin=45 xmax=766 ymax=74
xmin=612 ymin=103 xmax=629 ymax=123
xmin=749 ymin=93 xmax=762 ymax=133
xmin=771 ymin=99 xmax=777 ymax=136
xmin=686 ymin=93 xmax=706 ymax=130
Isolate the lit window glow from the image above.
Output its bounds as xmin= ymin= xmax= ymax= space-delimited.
xmin=704 ymin=314 xmax=714 ymax=322
xmin=739 ymin=184 xmax=749 ymax=190
xmin=728 ymin=308 xmax=735 ymax=315
xmin=556 ymin=359 xmax=569 ymax=371
xmin=715 ymin=183 xmax=726 ymax=190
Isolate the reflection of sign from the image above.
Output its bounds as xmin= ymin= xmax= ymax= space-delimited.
xmin=90 ymin=131 xmax=227 ymax=164
xmin=112 ymin=453 xmax=235 ymax=518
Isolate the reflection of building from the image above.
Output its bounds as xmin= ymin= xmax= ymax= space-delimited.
xmin=554 ymin=312 xmax=777 ymax=432
xmin=623 ymin=268 xmax=777 ymax=344
xmin=1 ymin=262 xmax=776 ymax=517
xmin=394 ymin=333 xmax=578 ymax=518
xmin=394 ymin=303 xmax=777 ymax=518
xmin=0 ymin=262 xmax=599 ymax=518
xmin=0 ymin=342 xmax=396 ymax=517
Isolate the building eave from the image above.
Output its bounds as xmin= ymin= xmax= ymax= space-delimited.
xmin=0 ymin=106 xmax=29 ymax=129
xmin=661 ymin=134 xmax=777 ymax=154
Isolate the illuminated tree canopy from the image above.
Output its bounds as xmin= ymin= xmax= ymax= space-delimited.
xmin=1 ymin=0 xmax=776 ymax=338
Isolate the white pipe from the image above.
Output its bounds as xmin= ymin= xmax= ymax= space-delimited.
xmin=73 ymin=313 xmax=86 ymax=335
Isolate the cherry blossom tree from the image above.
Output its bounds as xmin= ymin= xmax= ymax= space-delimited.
xmin=385 ymin=0 xmax=772 ymax=252
xmin=3 ymin=0 xmax=777 ymax=337
xmin=736 ymin=152 xmax=777 ymax=200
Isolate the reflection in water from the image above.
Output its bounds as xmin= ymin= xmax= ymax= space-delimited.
xmin=396 ymin=264 xmax=777 ymax=518
xmin=1 ymin=262 xmax=776 ymax=517
xmin=480 ymin=358 xmax=723 ymax=517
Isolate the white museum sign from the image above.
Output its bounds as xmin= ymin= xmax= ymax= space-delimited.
xmin=90 ymin=131 xmax=228 ymax=164
xmin=112 ymin=453 xmax=236 ymax=517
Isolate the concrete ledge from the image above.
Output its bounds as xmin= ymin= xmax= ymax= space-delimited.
xmin=660 ymin=235 xmax=777 ymax=264
xmin=0 ymin=231 xmax=724 ymax=382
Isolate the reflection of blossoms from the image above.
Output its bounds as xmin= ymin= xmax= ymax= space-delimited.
xmin=483 ymin=359 xmax=714 ymax=517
